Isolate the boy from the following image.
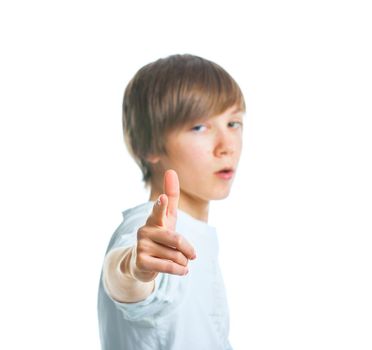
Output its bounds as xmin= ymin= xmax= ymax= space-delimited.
xmin=98 ymin=54 xmax=246 ymax=349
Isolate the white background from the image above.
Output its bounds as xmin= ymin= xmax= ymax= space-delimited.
xmin=1 ymin=1 xmax=371 ymax=349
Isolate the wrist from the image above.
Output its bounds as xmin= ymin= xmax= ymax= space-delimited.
xmin=121 ymin=244 xmax=158 ymax=283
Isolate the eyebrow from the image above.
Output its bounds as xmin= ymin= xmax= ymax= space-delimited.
xmin=232 ymin=106 xmax=242 ymax=113
xmin=230 ymin=106 xmax=245 ymax=115
xmin=231 ymin=110 xmax=245 ymax=118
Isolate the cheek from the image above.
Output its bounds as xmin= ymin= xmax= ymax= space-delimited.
xmin=187 ymin=145 xmax=211 ymax=166
xmin=238 ymin=139 xmax=243 ymax=154
xmin=166 ymin=137 xmax=213 ymax=178
xmin=176 ymin=139 xmax=209 ymax=162
xmin=235 ymin=135 xmax=243 ymax=155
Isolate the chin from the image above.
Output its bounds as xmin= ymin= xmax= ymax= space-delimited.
xmin=209 ymin=189 xmax=231 ymax=200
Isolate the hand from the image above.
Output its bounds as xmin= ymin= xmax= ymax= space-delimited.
xmin=134 ymin=169 xmax=197 ymax=281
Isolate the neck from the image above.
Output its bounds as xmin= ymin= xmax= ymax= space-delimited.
xmin=178 ymin=192 xmax=210 ymax=223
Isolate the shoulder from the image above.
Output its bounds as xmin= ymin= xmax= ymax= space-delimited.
xmin=105 ymin=201 xmax=154 ymax=253
xmin=121 ymin=201 xmax=154 ymax=225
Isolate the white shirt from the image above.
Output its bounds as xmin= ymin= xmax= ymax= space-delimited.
xmin=98 ymin=201 xmax=233 ymax=350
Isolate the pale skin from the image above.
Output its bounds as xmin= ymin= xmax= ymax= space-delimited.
xmin=134 ymin=169 xmax=196 ymax=280
xmin=148 ymin=104 xmax=244 ymax=221
xmin=103 ymin=104 xmax=244 ymax=301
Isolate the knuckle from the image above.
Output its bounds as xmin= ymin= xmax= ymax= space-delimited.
xmin=136 ymin=239 xmax=150 ymax=254
xmin=176 ymin=251 xmax=187 ymax=265
xmin=137 ymin=226 xmax=146 ymax=239
xmin=136 ymin=242 xmax=145 ymax=254
xmin=174 ymin=234 xmax=183 ymax=248
xmin=167 ymin=263 xmax=178 ymax=275
xmin=136 ymin=254 xmax=147 ymax=270
xmin=164 ymin=229 xmax=173 ymax=237
xmin=138 ymin=226 xmax=155 ymax=242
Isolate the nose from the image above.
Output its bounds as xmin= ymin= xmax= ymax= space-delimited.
xmin=214 ymin=129 xmax=234 ymax=157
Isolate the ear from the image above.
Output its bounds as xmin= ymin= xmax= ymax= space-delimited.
xmin=146 ymin=154 xmax=161 ymax=164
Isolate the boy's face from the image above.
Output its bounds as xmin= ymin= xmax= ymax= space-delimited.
xmin=149 ymin=104 xmax=244 ymax=206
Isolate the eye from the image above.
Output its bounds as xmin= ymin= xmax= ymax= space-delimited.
xmin=191 ymin=124 xmax=207 ymax=132
xmin=228 ymin=121 xmax=243 ymax=129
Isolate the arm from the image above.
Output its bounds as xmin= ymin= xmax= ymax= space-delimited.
xmin=103 ymin=170 xmax=196 ymax=304
xmin=103 ymin=245 xmax=156 ymax=303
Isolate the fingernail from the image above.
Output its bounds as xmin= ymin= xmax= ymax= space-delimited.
xmin=184 ymin=268 xmax=189 ymax=275
xmin=156 ymin=196 xmax=162 ymax=206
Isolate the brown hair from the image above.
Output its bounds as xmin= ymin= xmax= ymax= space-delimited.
xmin=122 ymin=54 xmax=245 ymax=188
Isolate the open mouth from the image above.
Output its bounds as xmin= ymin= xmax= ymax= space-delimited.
xmin=215 ymin=167 xmax=234 ymax=173
xmin=215 ymin=168 xmax=234 ymax=179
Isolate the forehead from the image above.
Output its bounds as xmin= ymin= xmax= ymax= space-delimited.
xmin=193 ymin=104 xmax=245 ymax=124
xmin=219 ymin=105 xmax=245 ymax=116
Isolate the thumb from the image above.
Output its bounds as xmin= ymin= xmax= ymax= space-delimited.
xmin=147 ymin=194 xmax=168 ymax=227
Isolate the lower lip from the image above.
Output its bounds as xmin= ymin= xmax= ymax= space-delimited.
xmin=215 ymin=171 xmax=234 ymax=180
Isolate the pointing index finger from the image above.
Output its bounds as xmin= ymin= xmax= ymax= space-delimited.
xmin=163 ymin=169 xmax=179 ymax=231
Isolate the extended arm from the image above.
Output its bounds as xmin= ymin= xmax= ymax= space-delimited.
xmin=103 ymin=245 xmax=155 ymax=303
xmin=104 ymin=170 xmax=196 ymax=304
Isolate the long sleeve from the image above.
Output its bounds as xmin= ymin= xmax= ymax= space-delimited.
xmin=102 ymin=245 xmax=156 ymax=303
